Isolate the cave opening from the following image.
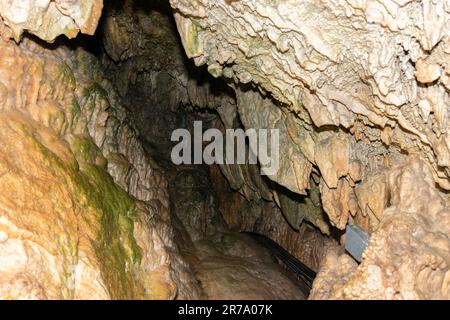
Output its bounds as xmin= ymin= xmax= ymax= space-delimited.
xmin=69 ymin=1 xmax=340 ymax=299
xmin=79 ymin=0 xmax=337 ymax=299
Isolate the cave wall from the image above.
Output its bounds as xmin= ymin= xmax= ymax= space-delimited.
xmin=169 ymin=0 xmax=450 ymax=299
xmin=99 ymin=0 xmax=335 ymax=272
xmin=0 ymin=0 xmax=329 ymax=299
xmin=0 ymin=37 xmax=201 ymax=299
xmin=0 ymin=0 xmax=448 ymax=299
xmin=0 ymin=0 xmax=102 ymax=41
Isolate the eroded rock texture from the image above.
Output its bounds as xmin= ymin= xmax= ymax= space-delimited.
xmin=99 ymin=0 xmax=331 ymax=296
xmin=311 ymin=159 xmax=450 ymax=299
xmin=171 ymin=0 xmax=450 ymax=299
xmin=0 ymin=0 xmax=448 ymax=300
xmin=0 ymin=0 xmax=103 ymax=41
xmin=0 ymin=38 xmax=200 ymax=299
xmin=187 ymin=232 xmax=306 ymax=299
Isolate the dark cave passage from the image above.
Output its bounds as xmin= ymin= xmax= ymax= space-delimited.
xmin=87 ymin=0 xmax=335 ymax=300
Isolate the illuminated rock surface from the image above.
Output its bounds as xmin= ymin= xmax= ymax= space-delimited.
xmin=170 ymin=0 xmax=450 ymax=299
xmin=0 ymin=0 xmax=103 ymax=41
xmin=0 ymin=0 xmax=448 ymax=300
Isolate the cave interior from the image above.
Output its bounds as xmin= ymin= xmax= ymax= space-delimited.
xmin=0 ymin=0 xmax=448 ymax=300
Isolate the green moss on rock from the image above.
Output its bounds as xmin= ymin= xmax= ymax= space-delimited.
xmin=22 ymin=118 xmax=144 ymax=299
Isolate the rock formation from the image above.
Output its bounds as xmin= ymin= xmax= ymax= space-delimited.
xmin=0 ymin=37 xmax=200 ymax=299
xmin=0 ymin=0 xmax=103 ymax=41
xmin=0 ymin=0 xmax=448 ymax=300
xmin=168 ymin=0 xmax=450 ymax=299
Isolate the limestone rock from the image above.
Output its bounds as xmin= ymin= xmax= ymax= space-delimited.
xmin=0 ymin=0 xmax=103 ymax=41
xmin=416 ymin=59 xmax=442 ymax=84
xmin=319 ymin=178 xmax=354 ymax=230
xmin=171 ymin=0 xmax=450 ymax=299
xmin=314 ymin=134 xmax=350 ymax=189
xmin=311 ymin=159 xmax=450 ymax=299
xmin=0 ymin=38 xmax=200 ymax=299
xmin=188 ymin=233 xmax=306 ymax=299
xmin=170 ymin=0 xmax=450 ymax=197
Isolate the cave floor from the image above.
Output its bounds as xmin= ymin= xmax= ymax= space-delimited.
xmin=181 ymin=232 xmax=307 ymax=300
